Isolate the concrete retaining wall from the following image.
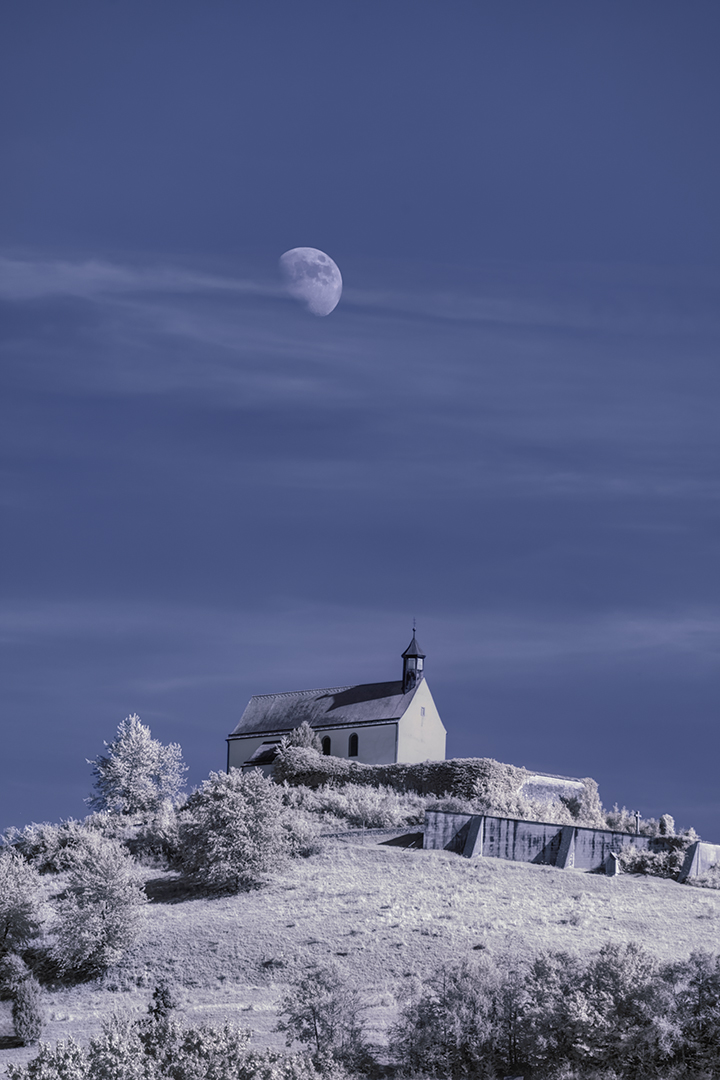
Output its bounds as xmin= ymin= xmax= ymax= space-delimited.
xmin=678 ymin=841 xmax=720 ymax=882
xmin=424 ymin=810 xmax=652 ymax=872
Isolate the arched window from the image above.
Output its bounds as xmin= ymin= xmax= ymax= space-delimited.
xmin=348 ymin=732 xmax=358 ymax=758
xmin=321 ymin=736 xmax=331 ymax=756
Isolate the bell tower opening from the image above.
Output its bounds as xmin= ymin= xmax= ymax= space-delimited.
xmin=401 ymin=629 xmax=426 ymax=694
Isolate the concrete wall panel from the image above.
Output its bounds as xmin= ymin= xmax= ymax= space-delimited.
xmin=424 ymin=810 xmax=653 ymax=873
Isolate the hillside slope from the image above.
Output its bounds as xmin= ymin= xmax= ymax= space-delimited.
xmin=2 ymin=832 xmax=718 ymax=1073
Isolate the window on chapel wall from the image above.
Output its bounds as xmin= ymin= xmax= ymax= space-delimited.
xmin=348 ymin=732 xmax=358 ymax=758
xmin=322 ymin=736 xmax=331 ymax=756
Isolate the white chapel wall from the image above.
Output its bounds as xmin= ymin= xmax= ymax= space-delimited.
xmin=396 ymin=680 xmax=447 ymax=763
xmin=227 ymin=720 xmax=399 ymax=772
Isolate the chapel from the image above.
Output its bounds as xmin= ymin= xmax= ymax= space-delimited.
xmin=226 ymin=633 xmax=447 ymax=773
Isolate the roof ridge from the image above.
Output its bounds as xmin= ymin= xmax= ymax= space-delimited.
xmin=522 ymin=770 xmax=583 ymax=783
xmin=249 ymin=684 xmax=356 ymax=701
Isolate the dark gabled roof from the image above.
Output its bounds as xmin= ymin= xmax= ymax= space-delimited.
xmin=243 ymin=743 xmax=281 ymax=767
xmin=228 ymin=680 xmax=418 ymax=738
xmin=401 ymin=633 xmax=425 ymax=659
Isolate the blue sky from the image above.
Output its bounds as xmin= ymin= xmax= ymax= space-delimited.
xmin=2 ymin=2 xmax=720 ymax=837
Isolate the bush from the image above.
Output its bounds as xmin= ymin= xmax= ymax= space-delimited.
xmin=52 ymin=834 xmax=147 ymax=976
xmin=688 ymin=863 xmax=720 ymax=890
xmin=391 ymin=958 xmax=503 ymax=1079
xmin=6 ymin=1014 xmax=333 ymax=1080
xmin=284 ymin=782 xmax=426 ymax=830
xmin=129 ymin=800 xmax=182 ymax=868
xmin=0 ymin=852 xmax=44 ymax=958
xmin=283 ymin=722 xmax=323 ymax=752
xmin=3 ymin=816 xmax=132 ymax=875
xmin=12 ymin=974 xmax=44 ymax=1045
xmin=278 ymin=964 xmax=368 ymax=1071
xmin=0 ymin=953 xmax=30 ymax=1001
xmin=179 ymin=770 xmax=315 ymax=892
xmin=6 ymin=1038 xmax=88 ymax=1080
xmin=274 ymin=746 xmax=529 ymax=802
xmin=87 ymin=713 xmax=187 ymax=818
xmin=618 ymin=835 xmax=696 ymax=880
xmin=390 ymin=945 xmax=693 ymax=1079
xmin=274 ymin=747 xmax=605 ymax=827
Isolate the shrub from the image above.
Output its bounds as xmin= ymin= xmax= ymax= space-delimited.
xmin=129 ymin=800 xmax=182 ymax=868
xmin=0 ymin=953 xmax=30 ymax=1001
xmin=180 ymin=770 xmax=312 ymax=892
xmin=12 ymin=973 xmax=44 ymax=1045
xmin=0 ymin=852 xmax=44 ymax=958
xmin=605 ymin=805 xmax=641 ymax=834
xmin=688 ymin=863 xmax=720 ymax=890
xmin=283 ymin=722 xmax=323 ymax=752
xmin=287 ymin=783 xmax=426 ymax=830
xmin=6 ymin=1038 xmax=88 ymax=1080
xmin=278 ymin=964 xmax=368 ymax=1071
xmin=6 ymin=1016 xmax=331 ymax=1080
xmin=274 ymin=747 xmax=529 ymax=802
xmin=391 ymin=945 xmax=684 ymax=1079
xmin=274 ymin=747 xmax=605 ymax=827
xmin=87 ymin=713 xmax=187 ymax=818
xmin=391 ymin=958 xmax=504 ymax=1078
xmin=52 ymin=834 xmax=147 ymax=976
xmin=671 ymin=950 xmax=720 ymax=1068
xmin=618 ymin=835 xmax=696 ymax=880
xmin=604 ymin=805 xmax=695 ymax=840
xmin=2 ymin=817 xmax=132 ymax=875
xmin=559 ymin=777 xmax=606 ymax=828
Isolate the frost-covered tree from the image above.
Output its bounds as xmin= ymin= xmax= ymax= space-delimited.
xmin=278 ymin=964 xmax=367 ymax=1069
xmin=283 ymin=721 xmax=322 ymax=753
xmin=52 ymin=834 xmax=147 ymax=975
xmin=0 ymin=852 xmax=43 ymax=959
xmin=11 ymin=974 xmax=44 ymax=1046
xmin=180 ymin=770 xmax=292 ymax=891
xmin=87 ymin=713 xmax=187 ymax=817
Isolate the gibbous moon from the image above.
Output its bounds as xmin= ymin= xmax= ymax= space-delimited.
xmin=279 ymin=247 xmax=342 ymax=316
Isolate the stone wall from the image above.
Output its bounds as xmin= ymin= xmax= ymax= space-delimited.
xmin=424 ymin=810 xmax=652 ymax=871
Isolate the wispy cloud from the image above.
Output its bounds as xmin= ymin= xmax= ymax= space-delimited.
xmin=3 ymin=253 xmax=718 ymax=335
xmin=0 ymin=255 xmax=278 ymax=302
xmin=4 ymin=597 xmax=720 ymax=671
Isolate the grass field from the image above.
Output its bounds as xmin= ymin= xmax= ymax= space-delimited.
xmin=2 ymin=830 xmax=719 ymax=1074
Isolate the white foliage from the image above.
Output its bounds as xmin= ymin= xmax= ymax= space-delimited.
xmin=87 ymin=713 xmax=187 ymax=817
xmin=0 ymin=852 xmax=44 ymax=957
xmin=180 ymin=770 xmax=316 ymax=891
xmin=52 ymin=833 xmax=147 ymax=974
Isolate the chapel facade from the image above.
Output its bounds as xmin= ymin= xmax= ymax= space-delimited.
xmin=226 ymin=633 xmax=447 ymax=773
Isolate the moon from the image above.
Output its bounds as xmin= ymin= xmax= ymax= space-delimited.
xmin=279 ymin=247 xmax=342 ymax=316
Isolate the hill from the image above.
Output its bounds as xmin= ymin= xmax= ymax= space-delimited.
xmin=2 ymin=829 xmax=718 ymax=1074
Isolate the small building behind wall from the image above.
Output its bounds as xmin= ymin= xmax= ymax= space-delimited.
xmin=227 ymin=633 xmax=447 ymax=772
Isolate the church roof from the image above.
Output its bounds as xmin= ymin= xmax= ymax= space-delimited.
xmin=243 ymin=742 xmax=282 ymax=766
xmin=228 ymin=679 xmax=419 ymax=738
xmin=401 ymin=633 xmax=425 ymax=659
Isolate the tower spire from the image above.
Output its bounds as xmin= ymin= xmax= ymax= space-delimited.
xmin=401 ymin=627 xmax=426 ymax=693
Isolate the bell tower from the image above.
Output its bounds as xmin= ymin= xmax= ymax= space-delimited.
xmin=402 ymin=629 xmax=426 ymax=694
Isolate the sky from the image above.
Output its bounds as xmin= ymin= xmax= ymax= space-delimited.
xmin=2 ymin=1 xmax=720 ymax=838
